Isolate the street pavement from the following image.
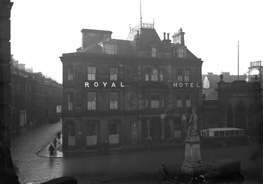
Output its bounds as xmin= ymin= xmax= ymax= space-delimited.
xmin=10 ymin=120 xmax=262 ymax=184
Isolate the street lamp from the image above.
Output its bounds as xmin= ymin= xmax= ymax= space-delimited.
xmin=202 ymin=94 xmax=206 ymax=129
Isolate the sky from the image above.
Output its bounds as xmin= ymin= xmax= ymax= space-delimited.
xmin=11 ymin=0 xmax=263 ymax=84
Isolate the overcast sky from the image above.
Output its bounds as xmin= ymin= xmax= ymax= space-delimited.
xmin=11 ymin=0 xmax=263 ymax=84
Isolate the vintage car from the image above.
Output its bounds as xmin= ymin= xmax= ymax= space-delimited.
xmin=190 ymin=159 xmax=245 ymax=184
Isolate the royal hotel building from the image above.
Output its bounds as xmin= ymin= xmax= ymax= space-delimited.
xmin=60 ymin=23 xmax=203 ymax=151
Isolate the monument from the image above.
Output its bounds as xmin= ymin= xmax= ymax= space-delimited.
xmin=181 ymin=106 xmax=204 ymax=175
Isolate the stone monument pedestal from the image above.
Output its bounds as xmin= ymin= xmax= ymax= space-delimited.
xmin=181 ymin=134 xmax=204 ymax=175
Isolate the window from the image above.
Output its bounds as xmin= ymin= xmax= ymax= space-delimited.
xmin=177 ymin=70 xmax=183 ymax=82
xmin=176 ymin=94 xmax=182 ymax=108
xmin=68 ymin=122 xmax=75 ymax=146
xmin=178 ymin=48 xmax=185 ymax=58
xmin=151 ymin=68 xmax=158 ymax=81
xmin=109 ymin=121 xmax=118 ymax=134
xmin=161 ymin=99 xmax=165 ymax=108
xmin=225 ymin=131 xmax=229 ymax=136
xmin=144 ymin=69 xmax=149 ymax=81
xmin=110 ymin=67 xmax=118 ymax=81
xmin=220 ymin=131 xmax=224 ymax=136
xmin=151 ymin=47 xmax=157 ymax=57
xmin=159 ymin=69 xmax=164 ymax=81
xmin=185 ymin=93 xmax=191 ymax=107
xmin=109 ymin=120 xmax=119 ymax=144
xmin=104 ymin=44 xmax=117 ymax=54
xmin=110 ymin=92 xmax=118 ymax=110
xmin=87 ymin=92 xmax=96 ymax=110
xmin=177 ymin=69 xmax=190 ymax=82
xmin=86 ymin=121 xmax=97 ymax=145
xmin=67 ymin=67 xmax=73 ymax=81
xmin=87 ymin=67 xmax=96 ymax=80
xmin=145 ymin=97 xmax=150 ymax=109
xmin=67 ymin=93 xmax=73 ymax=111
xmin=86 ymin=122 xmax=97 ymax=136
xmin=214 ymin=131 xmax=219 ymax=136
xmin=184 ymin=70 xmax=190 ymax=82
xmin=151 ymin=95 xmax=159 ymax=109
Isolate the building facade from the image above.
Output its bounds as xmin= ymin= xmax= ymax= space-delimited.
xmin=60 ymin=24 xmax=203 ymax=151
xmin=10 ymin=56 xmax=62 ymax=137
xmin=201 ymin=70 xmax=261 ymax=137
xmin=201 ymin=72 xmax=247 ymax=129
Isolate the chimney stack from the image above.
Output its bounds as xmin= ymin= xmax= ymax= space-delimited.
xmin=163 ymin=32 xmax=166 ymax=40
xmin=172 ymin=28 xmax=185 ymax=45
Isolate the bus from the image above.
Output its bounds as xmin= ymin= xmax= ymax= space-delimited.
xmin=200 ymin=127 xmax=249 ymax=147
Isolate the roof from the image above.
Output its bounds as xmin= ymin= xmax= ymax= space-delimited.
xmin=202 ymin=127 xmax=244 ymax=131
xmin=202 ymin=73 xmax=247 ymax=89
xmin=202 ymin=88 xmax=218 ymax=100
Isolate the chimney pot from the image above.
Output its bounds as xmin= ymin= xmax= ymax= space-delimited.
xmin=163 ymin=32 xmax=166 ymax=40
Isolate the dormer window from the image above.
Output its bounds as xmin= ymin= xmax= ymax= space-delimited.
xmin=104 ymin=44 xmax=117 ymax=54
xmin=178 ymin=48 xmax=185 ymax=58
xmin=151 ymin=47 xmax=157 ymax=57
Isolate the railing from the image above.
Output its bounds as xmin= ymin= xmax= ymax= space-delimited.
xmin=130 ymin=22 xmax=154 ymax=33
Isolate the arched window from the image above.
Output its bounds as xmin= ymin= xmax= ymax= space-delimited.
xmin=151 ymin=68 xmax=158 ymax=81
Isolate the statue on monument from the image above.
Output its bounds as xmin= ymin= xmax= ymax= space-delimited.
xmin=187 ymin=106 xmax=198 ymax=138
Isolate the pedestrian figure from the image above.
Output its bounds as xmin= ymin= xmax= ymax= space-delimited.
xmin=160 ymin=162 xmax=169 ymax=182
xmin=56 ymin=131 xmax=61 ymax=139
xmin=53 ymin=138 xmax=57 ymax=148
xmin=48 ymin=144 xmax=55 ymax=156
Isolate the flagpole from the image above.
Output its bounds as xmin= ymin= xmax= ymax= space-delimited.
xmin=140 ymin=0 xmax=142 ymax=27
xmin=238 ymin=41 xmax=239 ymax=80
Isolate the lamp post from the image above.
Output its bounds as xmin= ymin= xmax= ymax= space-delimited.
xmin=202 ymin=94 xmax=206 ymax=129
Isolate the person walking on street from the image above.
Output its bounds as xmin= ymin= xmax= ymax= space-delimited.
xmin=48 ymin=144 xmax=55 ymax=156
xmin=53 ymin=138 xmax=57 ymax=148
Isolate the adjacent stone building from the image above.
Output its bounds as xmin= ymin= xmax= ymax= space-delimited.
xmin=60 ymin=23 xmax=203 ymax=151
xmin=10 ymin=56 xmax=62 ymax=137
xmin=202 ymin=72 xmax=261 ymax=136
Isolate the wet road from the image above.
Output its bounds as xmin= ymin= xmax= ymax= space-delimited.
xmin=10 ymin=120 xmax=261 ymax=184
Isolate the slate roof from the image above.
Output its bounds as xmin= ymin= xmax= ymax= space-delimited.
xmin=202 ymin=73 xmax=247 ymax=101
xmin=203 ymin=73 xmax=247 ymax=89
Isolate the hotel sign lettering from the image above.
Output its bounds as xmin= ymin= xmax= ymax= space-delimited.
xmin=84 ymin=81 xmax=125 ymax=88
xmin=173 ymin=82 xmax=201 ymax=88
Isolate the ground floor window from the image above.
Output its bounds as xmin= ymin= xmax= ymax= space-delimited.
xmin=86 ymin=121 xmax=97 ymax=145
xmin=109 ymin=120 xmax=119 ymax=144
xmin=68 ymin=122 xmax=75 ymax=146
